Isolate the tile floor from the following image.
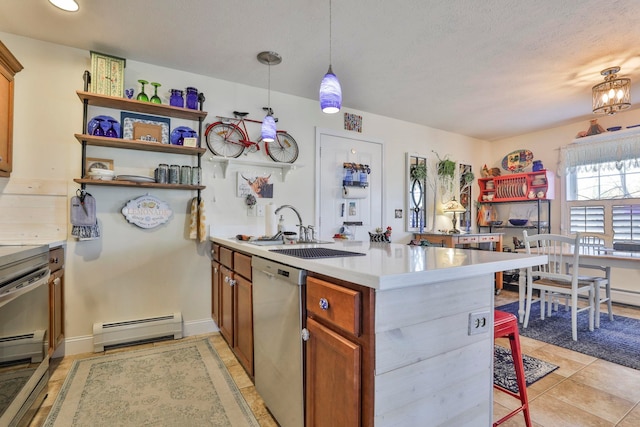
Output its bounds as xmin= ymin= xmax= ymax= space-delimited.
xmin=29 ymin=289 xmax=640 ymax=426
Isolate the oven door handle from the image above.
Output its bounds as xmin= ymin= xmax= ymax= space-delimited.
xmin=0 ymin=268 xmax=50 ymax=308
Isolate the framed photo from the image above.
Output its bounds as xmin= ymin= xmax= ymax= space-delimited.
xmin=90 ymin=51 xmax=126 ymax=97
xmin=120 ymin=112 xmax=170 ymax=144
xmin=86 ymin=157 xmax=113 ymax=174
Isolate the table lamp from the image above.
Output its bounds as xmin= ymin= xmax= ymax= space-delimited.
xmin=443 ymin=197 xmax=467 ymax=234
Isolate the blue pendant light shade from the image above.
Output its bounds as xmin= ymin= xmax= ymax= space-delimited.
xmin=320 ymin=65 xmax=342 ymax=114
xmin=261 ymin=114 xmax=277 ymax=142
xmin=257 ymin=51 xmax=282 ymax=143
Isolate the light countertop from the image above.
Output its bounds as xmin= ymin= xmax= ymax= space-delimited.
xmin=211 ymin=236 xmax=546 ymax=291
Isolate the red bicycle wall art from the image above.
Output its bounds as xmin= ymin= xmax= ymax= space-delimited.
xmin=204 ymin=109 xmax=299 ymax=163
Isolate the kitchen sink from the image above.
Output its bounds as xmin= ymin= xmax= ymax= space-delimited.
xmin=269 ymin=247 xmax=366 ymax=259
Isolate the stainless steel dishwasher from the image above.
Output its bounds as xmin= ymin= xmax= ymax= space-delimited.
xmin=252 ymin=256 xmax=306 ymax=427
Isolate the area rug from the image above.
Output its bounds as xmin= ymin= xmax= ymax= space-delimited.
xmin=0 ymin=368 xmax=35 ymax=416
xmin=493 ymin=345 xmax=558 ymax=393
xmin=497 ymin=301 xmax=640 ymax=371
xmin=43 ymin=339 xmax=259 ymax=427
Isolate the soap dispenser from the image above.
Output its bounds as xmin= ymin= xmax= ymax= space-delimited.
xmin=277 ymin=215 xmax=285 ymax=233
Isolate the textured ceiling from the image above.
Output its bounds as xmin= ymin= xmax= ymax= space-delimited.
xmin=1 ymin=0 xmax=640 ymax=141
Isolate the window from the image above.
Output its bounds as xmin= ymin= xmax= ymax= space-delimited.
xmin=563 ymin=133 xmax=640 ymax=242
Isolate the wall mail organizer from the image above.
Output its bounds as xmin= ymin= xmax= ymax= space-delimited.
xmin=343 ymin=162 xmax=370 ymax=187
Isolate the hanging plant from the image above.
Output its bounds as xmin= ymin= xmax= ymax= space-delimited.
xmin=410 ymin=164 xmax=427 ymax=181
xmin=437 ymin=158 xmax=456 ymax=179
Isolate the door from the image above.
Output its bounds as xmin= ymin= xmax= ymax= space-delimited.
xmin=316 ymin=128 xmax=384 ymax=241
xmin=219 ymin=265 xmax=234 ymax=345
xmin=305 ymin=317 xmax=361 ymax=427
xmin=211 ymin=261 xmax=221 ymax=326
xmin=233 ymin=273 xmax=253 ymax=376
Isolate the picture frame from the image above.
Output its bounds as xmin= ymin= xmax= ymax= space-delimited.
xmin=90 ymin=51 xmax=126 ymax=97
xmin=85 ymin=157 xmax=114 ymax=174
xmin=120 ymin=112 xmax=170 ymax=144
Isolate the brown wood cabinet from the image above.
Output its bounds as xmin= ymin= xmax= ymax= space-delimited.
xmin=305 ymin=274 xmax=375 ymax=427
xmin=211 ymin=244 xmax=254 ymax=376
xmin=48 ymin=245 xmax=65 ymax=354
xmin=0 ymin=40 xmax=23 ymax=177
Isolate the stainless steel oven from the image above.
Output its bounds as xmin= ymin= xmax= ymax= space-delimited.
xmin=0 ymin=245 xmax=50 ymax=427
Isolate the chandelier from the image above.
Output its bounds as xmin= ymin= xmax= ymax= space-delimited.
xmin=592 ymin=66 xmax=631 ymax=115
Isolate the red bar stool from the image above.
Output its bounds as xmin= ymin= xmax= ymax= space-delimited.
xmin=494 ymin=310 xmax=532 ymax=427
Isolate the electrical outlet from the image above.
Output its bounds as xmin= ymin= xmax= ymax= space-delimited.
xmin=256 ymin=205 xmax=265 ymax=217
xmin=468 ymin=311 xmax=490 ymax=335
xmin=247 ymin=206 xmax=256 ymax=217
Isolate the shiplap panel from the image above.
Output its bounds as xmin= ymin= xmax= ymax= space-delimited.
xmin=375 ymin=275 xmax=490 ymax=333
xmin=374 ymin=370 xmax=490 ymax=426
xmin=376 ymin=309 xmax=491 ymax=374
xmin=1 ymin=178 xmax=67 ymax=196
xmin=374 ymin=339 xmax=492 ymax=421
xmin=0 ymin=193 xmax=67 ymax=242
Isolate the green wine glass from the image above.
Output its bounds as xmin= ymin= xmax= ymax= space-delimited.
xmin=150 ymin=82 xmax=162 ymax=104
xmin=136 ymin=79 xmax=149 ymax=102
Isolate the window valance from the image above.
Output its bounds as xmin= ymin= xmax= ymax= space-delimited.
xmin=562 ymin=128 xmax=640 ymax=172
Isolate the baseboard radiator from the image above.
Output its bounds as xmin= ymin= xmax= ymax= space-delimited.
xmin=92 ymin=312 xmax=182 ymax=352
xmin=0 ymin=330 xmax=46 ymax=364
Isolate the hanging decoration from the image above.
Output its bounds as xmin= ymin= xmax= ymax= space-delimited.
xmin=121 ymin=194 xmax=173 ymax=229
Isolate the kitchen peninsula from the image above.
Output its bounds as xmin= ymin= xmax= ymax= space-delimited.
xmin=212 ymin=236 xmax=546 ymax=426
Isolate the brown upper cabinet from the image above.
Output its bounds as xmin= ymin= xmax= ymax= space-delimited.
xmin=0 ymin=40 xmax=23 ymax=177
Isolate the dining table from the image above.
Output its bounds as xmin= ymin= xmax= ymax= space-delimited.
xmin=516 ymin=245 xmax=640 ymax=323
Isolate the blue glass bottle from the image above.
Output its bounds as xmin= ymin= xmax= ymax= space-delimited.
xmin=170 ymin=89 xmax=184 ymax=108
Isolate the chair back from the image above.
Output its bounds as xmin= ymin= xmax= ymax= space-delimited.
xmin=576 ymin=233 xmax=608 ymax=274
xmin=522 ymin=230 xmax=581 ymax=285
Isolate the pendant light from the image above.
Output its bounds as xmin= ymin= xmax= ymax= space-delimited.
xmin=592 ymin=66 xmax=631 ymax=115
xmin=257 ymin=51 xmax=281 ymax=143
xmin=49 ymin=0 xmax=79 ymax=12
xmin=319 ymin=0 xmax=342 ymax=114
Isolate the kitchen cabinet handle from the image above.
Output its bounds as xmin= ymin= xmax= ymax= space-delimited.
xmin=214 ymin=267 xmax=218 ymax=273
xmin=319 ymin=298 xmax=329 ymax=311
xmin=229 ymin=279 xmax=236 ymax=286
xmin=301 ymin=328 xmax=309 ymax=341
xmin=50 ymin=257 xmax=59 ymax=264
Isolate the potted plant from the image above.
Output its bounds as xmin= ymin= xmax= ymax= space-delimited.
xmin=410 ymin=163 xmax=427 ymax=181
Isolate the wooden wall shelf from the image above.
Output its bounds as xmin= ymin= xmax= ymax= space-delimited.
xmin=75 ymin=134 xmax=206 ymax=155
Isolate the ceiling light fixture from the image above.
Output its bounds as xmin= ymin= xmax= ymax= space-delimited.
xmin=49 ymin=0 xmax=79 ymax=12
xmin=592 ymin=66 xmax=631 ymax=115
xmin=257 ymin=51 xmax=281 ymax=143
xmin=319 ymin=0 xmax=342 ymax=114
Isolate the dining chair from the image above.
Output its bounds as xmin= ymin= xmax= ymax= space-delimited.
xmin=522 ymin=231 xmax=595 ymax=341
xmin=574 ymin=234 xmax=613 ymax=328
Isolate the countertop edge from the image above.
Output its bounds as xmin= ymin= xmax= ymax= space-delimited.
xmin=211 ymin=236 xmax=546 ymax=291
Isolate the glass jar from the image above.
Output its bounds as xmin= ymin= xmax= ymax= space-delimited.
xmin=185 ymin=87 xmax=198 ymax=110
xmin=169 ymin=89 xmax=184 ymax=108
xmin=155 ymin=163 xmax=168 ymax=183
xmin=180 ymin=166 xmax=192 ymax=185
xmin=191 ymin=167 xmax=201 ymax=185
xmin=169 ymin=165 xmax=180 ymax=184
xmin=532 ymin=160 xmax=544 ymax=172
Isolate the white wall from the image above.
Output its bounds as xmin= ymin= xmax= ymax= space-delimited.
xmin=0 ymin=32 xmax=492 ymax=355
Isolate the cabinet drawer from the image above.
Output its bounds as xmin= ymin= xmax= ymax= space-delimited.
xmin=212 ymin=244 xmax=220 ymax=262
xmin=233 ymin=252 xmax=252 ymax=280
xmin=307 ymin=277 xmax=361 ymax=336
xmin=219 ymin=246 xmax=234 ymax=269
xmin=457 ymin=236 xmax=478 ymax=244
xmin=49 ymin=247 xmax=65 ymax=273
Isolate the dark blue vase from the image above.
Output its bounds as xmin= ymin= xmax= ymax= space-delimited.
xmin=532 ymin=160 xmax=543 ymax=171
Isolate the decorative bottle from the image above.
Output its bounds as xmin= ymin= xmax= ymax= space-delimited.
xmin=170 ymin=89 xmax=184 ymax=108
xmin=532 ymin=160 xmax=544 ymax=172
xmin=185 ymin=87 xmax=198 ymax=110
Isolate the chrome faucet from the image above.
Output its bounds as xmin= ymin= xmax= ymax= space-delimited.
xmin=275 ymin=205 xmax=304 ymax=242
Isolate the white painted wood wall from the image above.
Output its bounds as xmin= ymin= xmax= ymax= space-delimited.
xmin=0 ymin=178 xmax=67 ymax=243
xmin=374 ymin=274 xmax=494 ymax=426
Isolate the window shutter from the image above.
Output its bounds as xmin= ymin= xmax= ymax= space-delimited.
xmin=570 ymin=206 xmax=604 ymax=233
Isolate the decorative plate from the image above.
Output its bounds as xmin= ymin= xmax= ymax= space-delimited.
xmin=115 ymin=175 xmax=155 ymax=183
xmin=87 ymin=115 xmax=121 ymax=137
xmin=170 ymin=126 xmax=197 ymax=145
xmin=502 ymin=149 xmax=534 ymax=173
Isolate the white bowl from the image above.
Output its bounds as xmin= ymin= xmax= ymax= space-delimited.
xmin=88 ymin=169 xmax=115 ymax=180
